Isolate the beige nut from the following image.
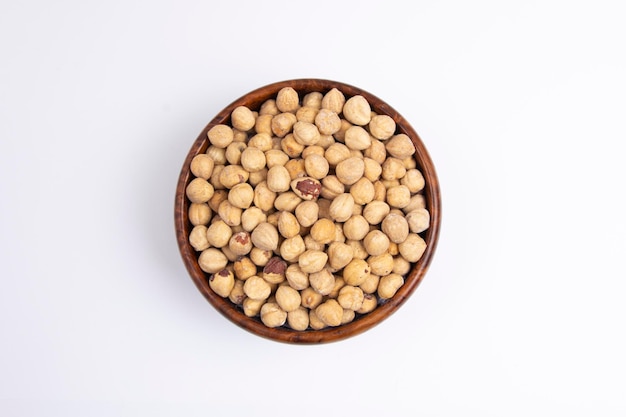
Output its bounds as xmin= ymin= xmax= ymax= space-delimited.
xmin=302 ymin=91 xmax=323 ymax=109
xmin=287 ymin=307 xmax=310 ymax=331
xmin=233 ymin=256 xmax=257 ymax=281
xmin=342 ymin=215 xmax=370 ymax=241
xmin=356 ymin=293 xmax=378 ymax=314
xmin=296 ymin=106 xmax=319 ymax=123
xmin=321 ymin=88 xmax=346 ymax=114
xmin=198 ymin=248 xmax=228 ymax=274
xmin=272 ymin=112 xmax=298 ymax=138
xmin=207 ymin=124 xmax=234 ymax=148
xmin=227 ymin=183 xmax=254 ymax=209
xmin=190 ymin=154 xmax=215 ymax=180
xmin=186 ymin=178 xmax=215 ymax=204
xmin=285 ymin=263 xmax=309 ymax=290
xmin=337 ymin=285 xmax=365 ymax=311
xmin=228 ymin=231 xmax=253 ymax=256
xmin=328 ymin=193 xmax=355 ymax=222
xmin=328 ymin=242 xmax=354 ymax=270
xmin=279 ymin=235 xmax=306 ymax=262
xmin=274 ymin=192 xmax=302 ymax=212
xmin=335 ymin=157 xmax=365 ymax=185
xmin=343 ymin=258 xmax=371 ymax=286
xmin=398 ymin=233 xmax=427 ymax=263
xmin=260 ymin=302 xmax=287 ymax=328
xmin=189 ymin=225 xmax=210 ymax=251
xmin=243 ymin=275 xmax=271 ymax=300
xmin=405 ymin=208 xmax=430 ymax=233
xmin=381 ymin=212 xmax=409 ymax=243
xmin=298 ymin=249 xmax=328 ymax=273
xmin=386 ymin=185 xmax=411 ymax=209
xmin=217 ymin=200 xmax=242 ymax=227
xmin=386 ymin=133 xmax=416 ymax=159
xmin=368 ymin=253 xmax=394 ymax=276
xmin=295 ymin=200 xmax=319 ymax=227
xmin=188 ymin=203 xmax=212 ymax=226
xmin=363 ymin=200 xmax=391 ymax=225
xmin=206 ymin=220 xmax=232 ymax=248
xmin=240 ymin=147 xmax=266 ymax=173
xmin=301 ymin=287 xmax=324 ymax=310
xmin=368 ymin=114 xmax=396 ymax=140
xmin=363 ymin=230 xmax=390 ymax=256
xmin=262 ymin=256 xmax=287 ymax=284
xmin=208 ymin=269 xmax=235 ymax=298
xmin=250 ymin=222 xmax=279 ymax=251
xmin=315 ymin=299 xmax=343 ymax=327
xmin=314 ymin=108 xmax=342 ymax=135
xmin=241 ymin=207 xmax=267 ymax=232
xmin=401 ymin=168 xmax=425 ymax=193
xmin=324 ymin=143 xmax=351 ymax=167
xmin=310 ymin=218 xmax=336 ymax=244
xmin=342 ymin=95 xmax=371 ymax=126
xmin=276 ymin=87 xmax=300 ymax=113
xmin=219 ymin=165 xmax=249 ymax=189
xmin=228 ymin=279 xmax=246 ymax=305
xmin=378 ymin=273 xmax=405 ymax=299
xmin=243 ymin=297 xmax=265 ymax=317
xmin=225 ymin=142 xmax=246 ymax=165
xmin=266 ymin=165 xmax=292 ymax=192
xmin=344 ymin=125 xmax=372 ymax=151
xmin=304 ymin=154 xmax=330 ymax=180
xmin=277 ymin=211 xmax=300 ymax=239
xmin=231 ymin=106 xmax=256 ymax=132
xmin=309 ymin=268 xmax=335 ymax=296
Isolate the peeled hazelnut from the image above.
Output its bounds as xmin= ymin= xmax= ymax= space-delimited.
xmin=405 ymin=208 xmax=430 ymax=233
xmin=298 ymin=250 xmax=328 ymax=273
xmin=328 ymin=193 xmax=355 ymax=222
xmin=343 ymin=258 xmax=371 ymax=286
xmin=219 ymin=165 xmax=249 ymax=188
xmin=303 ymin=91 xmax=323 ymax=109
xmin=309 ymin=308 xmax=327 ymax=330
xmin=321 ymin=175 xmax=346 ymax=200
xmin=243 ymin=275 xmax=271 ymax=300
xmin=276 ymin=87 xmax=300 ymax=113
xmin=296 ymin=106 xmax=318 ymax=123
xmin=304 ymin=154 xmax=330 ymax=179
xmin=243 ymin=297 xmax=265 ymax=317
xmin=295 ymin=201 xmax=319 ymax=227
xmin=241 ymin=207 xmax=267 ymax=232
xmin=328 ymin=242 xmax=354 ymax=270
xmin=281 ymin=133 xmax=305 ymax=158
xmin=266 ymin=165 xmax=292 ymax=192
xmin=293 ymin=121 xmax=321 ymax=146
xmin=231 ymin=106 xmax=256 ymax=132
xmin=368 ymin=253 xmax=394 ymax=276
xmin=386 ymin=185 xmax=411 ymax=209
xmin=386 ymin=133 xmax=416 ymax=159
xmin=251 ymin=222 xmax=279 ymax=251
xmin=265 ymin=149 xmax=290 ymax=168
xmin=198 ymin=248 xmax=228 ymax=274
xmin=301 ymin=287 xmax=323 ymax=310
xmin=272 ymin=112 xmax=298 ymax=138
xmin=378 ymin=273 xmax=405 ymax=299
xmin=363 ymin=230 xmax=390 ymax=256
xmin=398 ymin=233 xmax=427 ymax=263
xmin=321 ymin=88 xmax=346 ymax=114
xmin=343 ymin=215 xmax=370 ymax=241
xmin=402 ymin=194 xmax=426 ymax=214
xmin=338 ymin=285 xmax=364 ymax=311
xmin=208 ymin=269 xmax=235 ymax=298
xmin=274 ymin=192 xmax=302 ymax=212
xmin=186 ymin=178 xmax=215 ymax=204
xmin=401 ymin=168 xmax=425 ymax=193
xmin=285 ymin=264 xmax=309 ymax=290
xmin=287 ymin=307 xmax=310 ymax=331
xmin=310 ymin=218 xmax=336 ymax=244
xmin=240 ymin=147 xmax=266 ymax=172
xmin=228 ymin=279 xmax=246 ymax=305
xmin=188 ymin=203 xmax=212 ymax=226
xmin=277 ymin=211 xmax=300 ymax=239
xmin=207 ymin=124 xmax=234 ymax=148
xmin=315 ymin=299 xmax=343 ymax=327
xmin=206 ymin=220 xmax=232 ymax=248
xmin=359 ymin=273 xmax=380 ymax=294
xmin=335 ymin=157 xmax=365 ymax=185
xmin=189 ymin=225 xmax=210 ymax=251
xmin=363 ymin=200 xmax=390 ymax=225
xmin=190 ymin=154 xmax=215 ymax=179
xmin=227 ymin=183 xmax=254 ymax=209
xmin=381 ymin=212 xmax=409 ymax=243
xmin=344 ymin=125 xmax=371 ymax=151
xmin=309 ymin=268 xmax=335 ymax=295
xmin=279 ymin=235 xmax=306 ymax=262
xmin=356 ymin=293 xmax=378 ymax=314
xmin=393 ymin=256 xmax=412 ymax=276
xmin=314 ymin=108 xmax=342 ymax=135
xmin=217 ymin=200 xmax=242 ymax=227
xmin=368 ymin=114 xmax=396 ymax=140
xmin=225 ymin=142 xmax=246 ymax=165
xmin=248 ymin=132 xmax=273 ymax=152
xmin=260 ymin=302 xmax=287 ymax=328
xmin=250 ymin=247 xmax=273 ymax=267
xmin=291 ymin=177 xmax=322 ymax=200
xmin=324 ymin=143 xmax=351 ymax=167
xmin=342 ymin=95 xmax=371 ymax=126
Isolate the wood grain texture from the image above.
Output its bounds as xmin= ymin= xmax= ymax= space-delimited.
xmin=174 ymin=79 xmax=441 ymax=344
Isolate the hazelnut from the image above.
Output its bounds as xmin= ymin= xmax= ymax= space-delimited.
xmin=250 ymin=222 xmax=279 ymax=251
xmin=356 ymin=293 xmax=378 ymax=314
xmin=295 ymin=200 xmax=319 ymax=227
xmin=335 ymin=157 xmax=365 ymax=185
xmin=279 ymin=235 xmax=306 ymax=262
xmin=344 ymin=125 xmax=371 ymax=150
xmin=359 ymin=273 xmax=380 ymax=294
xmin=198 ymin=248 xmax=228 ymax=274
xmin=285 ymin=264 xmax=309 ymax=290
xmin=225 ymin=142 xmax=246 ymax=165
xmin=188 ymin=203 xmax=212 ymax=226
xmin=233 ymin=256 xmax=257 ymax=280
xmin=343 ymin=258 xmax=371 ymax=286
xmin=315 ymin=299 xmax=343 ymax=327
xmin=265 ymin=149 xmax=290 ymax=168
xmin=248 ymin=132 xmax=273 ymax=152
xmin=363 ymin=200 xmax=390 ymax=225
xmin=298 ymin=250 xmax=328 ymax=273
xmin=243 ymin=275 xmax=271 ymax=300
xmin=304 ymin=154 xmax=330 ymax=179
xmin=378 ymin=273 xmax=404 ymax=299
xmin=190 ymin=154 xmax=215 ymax=179
xmin=207 ymin=124 xmax=234 ymax=148
xmin=241 ymin=207 xmax=267 ymax=232
xmin=342 ymin=215 xmax=370 ymax=241
xmin=363 ymin=230 xmax=390 ymax=256
xmin=208 ymin=269 xmax=235 ymax=298
xmin=398 ymin=233 xmax=427 ymax=263
xmin=231 ymin=106 xmax=256 ymax=132
xmin=276 ymin=87 xmax=300 ymax=113
xmin=338 ymin=285 xmax=364 ymax=311
xmin=260 ymin=302 xmax=287 ymax=328
xmin=287 ymin=307 xmax=310 ymax=331
xmin=400 ymin=168 xmax=425 ymax=193
xmin=342 ymin=95 xmax=371 ymax=126
xmin=321 ymin=88 xmax=346 ymax=114
xmin=328 ymin=193 xmax=355 ymax=222
xmin=243 ymin=297 xmax=265 ymax=317
xmin=272 ymin=112 xmax=298 ymax=138
xmin=227 ymin=183 xmax=254 ymax=209
xmin=228 ymin=231 xmax=253 ymax=256
xmin=240 ymin=147 xmax=267 ymax=172
xmin=274 ymin=192 xmax=302 ymax=212
xmin=310 ymin=218 xmax=336 ymax=244
xmin=328 ymin=242 xmax=354 ymax=270
xmin=386 ymin=133 xmax=416 ymax=159
xmin=368 ymin=253 xmax=394 ymax=276
xmin=350 ymin=177 xmax=375 ymax=205
xmin=405 ymin=208 xmax=430 ymax=233
xmin=368 ymin=114 xmax=396 ymax=140
xmin=206 ymin=220 xmax=232 ymax=248
xmin=293 ymin=121 xmax=321 ymax=146
xmin=301 ymin=287 xmax=323 ymax=310
xmin=228 ymin=279 xmax=246 ymax=305
xmin=303 ymin=91 xmax=323 ymax=109
xmin=386 ymin=185 xmax=411 ymax=209
xmin=186 ymin=178 xmax=215 ymax=204
xmin=217 ymin=200 xmax=242 ymax=227
xmin=296 ymin=106 xmax=319 ymax=123
xmin=309 ymin=268 xmax=335 ymax=295
xmin=266 ymin=165 xmax=292 ymax=192
xmin=219 ymin=165 xmax=249 ymax=188
xmin=381 ymin=212 xmax=409 ymax=243
xmin=314 ymin=108 xmax=342 ymax=135
xmin=277 ymin=211 xmax=300 ymax=239
xmin=281 ymin=133 xmax=305 ymax=158
xmin=321 ymin=175 xmax=346 ymax=200
xmin=291 ymin=177 xmax=322 ymax=200
xmin=189 ymin=225 xmax=210 ymax=251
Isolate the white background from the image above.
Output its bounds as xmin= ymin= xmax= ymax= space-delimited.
xmin=2 ymin=0 xmax=625 ymax=416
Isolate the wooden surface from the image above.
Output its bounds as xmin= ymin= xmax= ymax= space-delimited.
xmin=174 ymin=79 xmax=441 ymax=344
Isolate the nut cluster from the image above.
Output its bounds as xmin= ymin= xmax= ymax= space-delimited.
xmin=186 ymin=86 xmax=430 ymax=330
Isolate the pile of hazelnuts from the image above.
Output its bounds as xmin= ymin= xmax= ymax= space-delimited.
xmin=185 ymin=86 xmax=430 ymax=330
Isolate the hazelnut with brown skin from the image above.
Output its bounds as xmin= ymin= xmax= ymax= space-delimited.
xmin=209 ymin=268 xmax=235 ymax=298
xmin=290 ymin=177 xmax=322 ymax=200
xmin=262 ymin=256 xmax=287 ymax=284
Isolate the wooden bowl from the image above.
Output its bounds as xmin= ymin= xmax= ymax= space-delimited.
xmin=174 ymin=79 xmax=441 ymax=344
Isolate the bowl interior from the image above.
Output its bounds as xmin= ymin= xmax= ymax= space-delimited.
xmin=174 ymin=79 xmax=441 ymax=344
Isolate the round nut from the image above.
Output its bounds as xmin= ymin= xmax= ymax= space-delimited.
xmin=207 ymin=124 xmax=234 ymax=148
xmin=275 ymin=285 xmax=301 ymax=312
xmin=335 ymin=157 xmax=365 ymax=185
xmin=208 ymin=269 xmax=235 ymax=298
xmin=291 ymin=177 xmax=322 ymax=200
xmin=243 ymin=275 xmax=271 ymax=300
xmin=368 ymin=114 xmax=396 ymax=140
xmin=405 ymin=208 xmax=430 ymax=233
xmin=198 ymin=248 xmax=228 ymax=274
xmin=190 ymin=154 xmax=215 ymax=179
xmin=398 ymin=233 xmax=427 ymax=263
xmin=378 ymin=273 xmax=405 ymax=299
xmin=342 ymin=95 xmax=371 ymax=126
xmin=186 ymin=178 xmax=215 ymax=203
xmin=381 ymin=213 xmax=409 ymax=243
xmin=250 ymin=222 xmax=279 ymax=251
xmin=315 ymin=299 xmax=343 ymax=327
xmin=231 ymin=106 xmax=256 ymax=132
xmin=260 ymin=302 xmax=287 ymax=328
xmin=343 ymin=258 xmax=371 ymax=286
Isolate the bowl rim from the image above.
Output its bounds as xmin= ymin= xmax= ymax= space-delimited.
xmin=174 ymin=78 xmax=441 ymax=344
